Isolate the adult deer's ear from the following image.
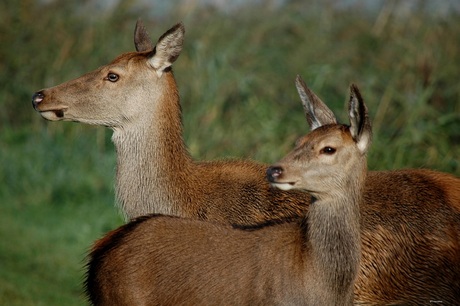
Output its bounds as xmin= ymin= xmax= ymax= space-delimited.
xmin=348 ymin=84 xmax=372 ymax=154
xmin=147 ymin=22 xmax=185 ymax=78
xmin=134 ymin=19 xmax=154 ymax=52
xmin=295 ymin=75 xmax=337 ymax=131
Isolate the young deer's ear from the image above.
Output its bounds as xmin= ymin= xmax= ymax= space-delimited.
xmin=348 ymin=84 xmax=372 ymax=154
xmin=134 ymin=19 xmax=154 ymax=52
xmin=295 ymin=75 xmax=337 ymax=131
xmin=148 ymin=22 xmax=185 ymax=78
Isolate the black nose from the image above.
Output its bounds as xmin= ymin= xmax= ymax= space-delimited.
xmin=266 ymin=166 xmax=283 ymax=183
xmin=32 ymin=91 xmax=45 ymax=109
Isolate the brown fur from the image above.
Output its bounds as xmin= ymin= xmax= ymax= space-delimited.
xmin=86 ymin=87 xmax=371 ymax=305
xmin=31 ymin=22 xmax=460 ymax=304
xmin=357 ymin=169 xmax=460 ymax=303
xmin=88 ymin=215 xmax=311 ymax=305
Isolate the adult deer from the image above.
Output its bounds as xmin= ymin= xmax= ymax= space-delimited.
xmin=85 ymin=82 xmax=370 ymax=305
xmin=32 ymin=21 xmax=460 ymax=303
xmin=32 ymin=20 xmax=307 ymax=224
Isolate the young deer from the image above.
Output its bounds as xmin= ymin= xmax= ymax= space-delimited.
xmin=32 ymin=21 xmax=460 ymax=303
xmin=85 ymin=82 xmax=370 ymax=305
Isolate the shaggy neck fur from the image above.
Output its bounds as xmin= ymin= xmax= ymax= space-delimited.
xmin=112 ymin=73 xmax=193 ymax=220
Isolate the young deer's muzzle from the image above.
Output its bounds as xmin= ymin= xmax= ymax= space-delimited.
xmin=266 ymin=166 xmax=283 ymax=183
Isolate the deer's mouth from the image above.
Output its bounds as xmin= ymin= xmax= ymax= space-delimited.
xmin=270 ymin=182 xmax=296 ymax=191
xmin=38 ymin=108 xmax=67 ymax=121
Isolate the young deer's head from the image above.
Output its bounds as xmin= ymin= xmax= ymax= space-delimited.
xmin=31 ymin=20 xmax=184 ymax=128
xmin=267 ymin=76 xmax=372 ymax=199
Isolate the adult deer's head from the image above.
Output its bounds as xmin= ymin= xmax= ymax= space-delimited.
xmin=32 ymin=20 xmax=185 ymax=128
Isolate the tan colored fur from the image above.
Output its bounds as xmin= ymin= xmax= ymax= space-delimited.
xmin=32 ymin=22 xmax=460 ymax=304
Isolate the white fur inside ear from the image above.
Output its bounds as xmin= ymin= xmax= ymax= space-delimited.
xmin=310 ymin=120 xmax=322 ymax=131
xmin=148 ymin=57 xmax=171 ymax=78
xmin=305 ymin=100 xmax=322 ymax=130
xmin=356 ymin=132 xmax=370 ymax=153
xmin=348 ymin=102 xmax=358 ymax=135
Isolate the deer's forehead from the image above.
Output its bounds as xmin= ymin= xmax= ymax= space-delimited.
xmin=110 ymin=51 xmax=146 ymax=63
xmin=106 ymin=52 xmax=149 ymax=70
xmin=298 ymin=125 xmax=352 ymax=147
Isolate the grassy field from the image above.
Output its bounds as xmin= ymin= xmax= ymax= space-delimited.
xmin=1 ymin=0 xmax=459 ymax=304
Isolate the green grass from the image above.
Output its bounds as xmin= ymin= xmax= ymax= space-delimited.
xmin=1 ymin=0 xmax=459 ymax=304
xmin=0 ymin=125 xmax=122 ymax=305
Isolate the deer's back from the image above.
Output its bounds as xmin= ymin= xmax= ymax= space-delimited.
xmin=188 ymin=159 xmax=308 ymax=225
xmin=87 ymin=215 xmax=311 ymax=305
xmin=357 ymin=169 xmax=460 ymax=304
xmin=191 ymin=161 xmax=459 ymax=223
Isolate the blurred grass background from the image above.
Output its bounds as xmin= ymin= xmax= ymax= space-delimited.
xmin=1 ymin=0 xmax=459 ymax=304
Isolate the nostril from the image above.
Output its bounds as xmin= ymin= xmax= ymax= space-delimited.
xmin=32 ymin=92 xmax=45 ymax=107
xmin=266 ymin=166 xmax=283 ymax=182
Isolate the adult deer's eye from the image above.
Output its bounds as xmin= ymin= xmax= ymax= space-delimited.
xmin=320 ymin=147 xmax=336 ymax=155
xmin=106 ymin=73 xmax=119 ymax=82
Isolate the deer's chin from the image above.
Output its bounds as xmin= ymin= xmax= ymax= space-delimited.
xmin=271 ymin=182 xmax=296 ymax=191
xmin=39 ymin=110 xmax=66 ymax=121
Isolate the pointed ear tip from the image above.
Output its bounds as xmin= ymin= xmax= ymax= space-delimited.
xmin=135 ymin=18 xmax=144 ymax=27
xmin=349 ymin=85 xmax=363 ymax=103
xmin=295 ymin=75 xmax=305 ymax=88
xmin=174 ymin=22 xmax=186 ymax=33
xmin=295 ymin=75 xmax=307 ymax=89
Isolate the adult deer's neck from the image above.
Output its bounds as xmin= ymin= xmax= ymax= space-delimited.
xmin=307 ymin=162 xmax=365 ymax=304
xmin=112 ymin=73 xmax=193 ymax=220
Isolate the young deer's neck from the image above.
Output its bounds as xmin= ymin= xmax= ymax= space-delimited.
xmin=307 ymin=162 xmax=365 ymax=305
xmin=112 ymin=73 xmax=193 ymax=220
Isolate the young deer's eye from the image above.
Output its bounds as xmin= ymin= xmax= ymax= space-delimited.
xmin=320 ymin=147 xmax=336 ymax=155
xmin=106 ymin=73 xmax=119 ymax=82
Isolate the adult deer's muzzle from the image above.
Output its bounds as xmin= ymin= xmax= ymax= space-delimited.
xmin=31 ymin=91 xmax=65 ymax=119
xmin=32 ymin=91 xmax=44 ymax=110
